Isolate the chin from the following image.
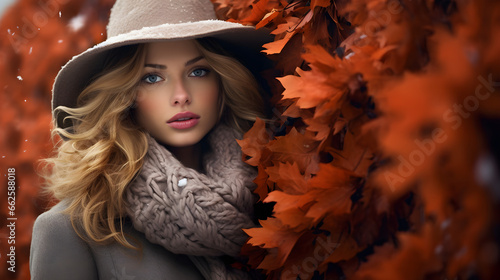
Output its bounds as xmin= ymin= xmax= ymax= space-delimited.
xmin=166 ymin=139 xmax=202 ymax=148
xmin=154 ymin=130 xmax=208 ymax=148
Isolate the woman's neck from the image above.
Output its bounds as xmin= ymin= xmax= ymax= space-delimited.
xmin=166 ymin=142 xmax=203 ymax=173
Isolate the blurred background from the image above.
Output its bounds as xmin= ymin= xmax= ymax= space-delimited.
xmin=0 ymin=0 xmax=114 ymax=278
xmin=0 ymin=1 xmax=16 ymax=16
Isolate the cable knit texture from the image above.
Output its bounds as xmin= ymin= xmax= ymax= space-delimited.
xmin=125 ymin=124 xmax=257 ymax=279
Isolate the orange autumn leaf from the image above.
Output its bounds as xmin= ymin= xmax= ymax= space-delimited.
xmin=256 ymin=8 xmax=281 ymax=29
xmin=244 ymin=218 xmax=304 ymax=270
xmin=236 ymin=117 xmax=270 ymax=166
xmin=305 ymin=164 xmax=357 ymax=222
xmin=268 ymin=13 xmax=305 ymax=36
xmin=273 ymin=206 xmax=312 ymax=230
xmin=278 ymin=67 xmax=344 ymax=109
xmin=237 ymin=0 xmax=283 ymax=25
xmin=304 ymin=186 xmax=354 ymax=222
xmin=262 ymin=16 xmax=301 ymax=54
xmin=262 ymin=9 xmax=316 ymax=54
xmin=262 ymin=34 xmax=295 ymax=55
xmin=301 ymin=44 xmax=339 ymax=70
xmin=264 ymin=191 xmax=313 ymax=230
xmin=281 ymin=100 xmax=302 ymax=118
xmin=267 ymin=128 xmax=320 ymax=175
xmin=303 ymin=111 xmax=334 ymax=142
xmin=253 ymin=164 xmax=272 ymax=201
xmin=278 ymin=44 xmax=351 ymax=111
xmin=265 ymin=161 xmax=308 ymax=194
xmin=333 ymin=117 xmax=348 ymax=135
xmin=327 ymin=129 xmax=375 ymax=177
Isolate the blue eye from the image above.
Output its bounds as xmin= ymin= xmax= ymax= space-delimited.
xmin=142 ymin=74 xmax=164 ymax=84
xmin=189 ymin=69 xmax=209 ymax=77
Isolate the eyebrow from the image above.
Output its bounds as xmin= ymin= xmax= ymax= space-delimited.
xmin=144 ymin=63 xmax=166 ymax=69
xmin=144 ymin=56 xmax=204 ymax=69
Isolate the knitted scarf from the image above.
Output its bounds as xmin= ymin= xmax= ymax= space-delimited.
xmin=125 ymin=124 xmax=257 ymax=280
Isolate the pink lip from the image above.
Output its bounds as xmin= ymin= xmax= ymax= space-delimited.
xmin=167 ymin=111 xmax=200 ymax=129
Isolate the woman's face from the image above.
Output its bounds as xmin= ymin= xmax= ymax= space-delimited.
xmin=135 ymin=40 xmax=220 ymax=147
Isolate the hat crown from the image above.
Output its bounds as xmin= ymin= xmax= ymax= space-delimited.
xmin=107 ymin=0 xmax=218 ymax=38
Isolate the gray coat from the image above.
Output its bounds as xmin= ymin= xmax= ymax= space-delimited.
xmin=30 ymin=201 xmax=205 ymax=280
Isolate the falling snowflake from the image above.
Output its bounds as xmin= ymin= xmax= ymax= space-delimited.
xmin=17 ymin=76 xmax=23 ymax=81
xmin=68 ymin=14 xmax=86 ymax=32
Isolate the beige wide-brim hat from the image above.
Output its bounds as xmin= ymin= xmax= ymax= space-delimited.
xmin=53 ymin=0 xmax=272 ymax=129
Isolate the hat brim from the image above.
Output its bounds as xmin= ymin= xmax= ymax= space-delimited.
xmin=52 ymin=20 xmax=272 ymax=129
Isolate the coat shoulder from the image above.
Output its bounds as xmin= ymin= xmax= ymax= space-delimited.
xmin=30 ymin=201 xmax=98 ymax=280
xmin=30 ymin=200 xmax=205 ymax=280
xmin=32 ymin=200 xmax=77 ymax=237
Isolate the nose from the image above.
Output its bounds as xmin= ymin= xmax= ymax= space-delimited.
xmin=170 ymin=78 xmax=191 ymax=106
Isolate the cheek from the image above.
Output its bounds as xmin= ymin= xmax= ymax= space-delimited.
xmin=135 ymin=91 xmax=164 ymax=124
xmin=136 ymin=91 xmax=154 ymax=110
xmin=196 ymin=80 xmax=220 ymax=108
xmin=204 ymin=86 xmax=219 ymax=105
xmin=137 ymin=100 xmax=157 ymax=112
xmin=201 ymin=87 xmax=220 ymax=122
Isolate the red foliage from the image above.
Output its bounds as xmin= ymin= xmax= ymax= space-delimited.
xmin=214 ymin=0 xmax=500 ymax=279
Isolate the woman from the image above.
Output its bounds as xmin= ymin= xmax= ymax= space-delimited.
xmin=29 ymin=0 xmax=271 ymax=279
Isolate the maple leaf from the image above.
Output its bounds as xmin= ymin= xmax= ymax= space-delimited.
xmin=278 ymin=44 xmax=353 ymax=113
xmin=262 ymin=34 xmax=295 ymax=55
xmin=303 ymin=110 xmax=335 ymax=142
xmin=301 ymin=44 xmax=339 ymax=70
xmin=333 ymin=117 xmax=348 ymax=135
xmin=265 ymin=161 xmax=308 ymax=194
xmin=272 ymin=33 xmax=305 ymax=75
xmin=328 ymin=129 xmax=374 ymax=177
xmin=237 ymin=0 xmax=283 ymax=25
xmin=244 ymin=218 xmax=304 ymax=270
xmin=253 ymin=164 xmax=271 ymax=201
xmin=267 ymin=127 xmax=320 ymax=175
xmin=237 ymin=118 xmax=270 ymax=166
xmin=281 ymin=100 xmax=302 ymax=118
xmin=262 ymin=16 xmax=301 ymax=54
xmin=278 ymin=67 xmax=345 ymax=109
xmin=305 ymin=164 xmax=357 ymax=222
xmin=264 ymin=190 xmax=314 ymax=230
xmin=256 ymin=8 xmax=281 ymax=29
